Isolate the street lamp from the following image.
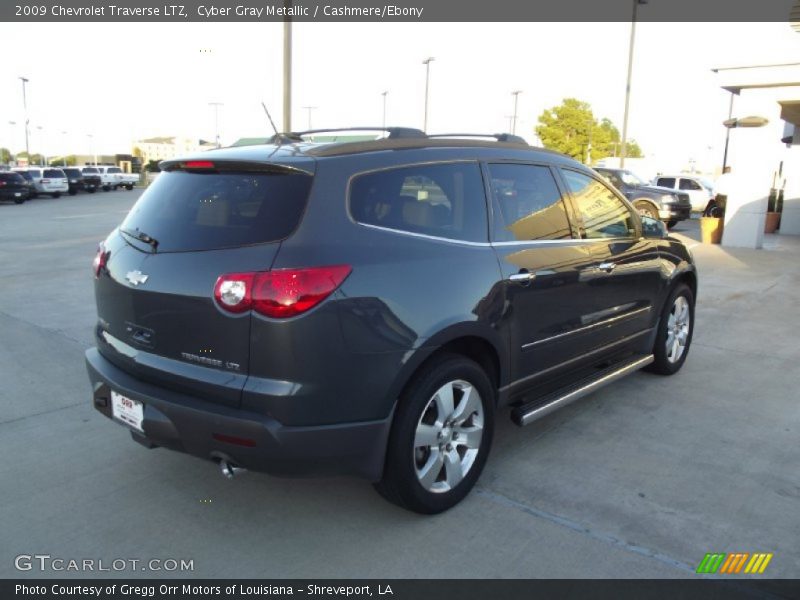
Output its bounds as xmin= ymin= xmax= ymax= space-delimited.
xmin=620 ymin=0 xmax=647 ymax=168
xmin=302 ymin=106 xmax=317 ymax=130
xmin=381 ymin=91 xmax=388 ymax=130
xmin=511 ymin=90 xmax=522 ymax=134
xmin=422 ymin=57 xmax=435 ymax=132
xmin=208 ymin=102 xmax=223 ymax=148
xmin=19 ymin=77 xmax=30 ymax=157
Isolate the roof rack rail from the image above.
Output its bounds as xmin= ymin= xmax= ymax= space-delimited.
xmin=290 ymin=127 xmax=427 ymax=140
xmin=426 ymin=133 xmax=529 ymax=145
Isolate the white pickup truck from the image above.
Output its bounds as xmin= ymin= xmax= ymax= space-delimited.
xmin=95 ymin=166 xmax=138 ymax=191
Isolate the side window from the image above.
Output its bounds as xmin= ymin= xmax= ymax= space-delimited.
xmin=679 ymin=178 xmax=701 ymax=191
xmin=488 ymin=163 xmax=572 ymax=241
xmin=561 ymin=169 xmax=636 ymax=239
xmin=349 ymin=162 xmax=487 ymax=243
xmin=657 ymin=177 xmax=676 ymax=188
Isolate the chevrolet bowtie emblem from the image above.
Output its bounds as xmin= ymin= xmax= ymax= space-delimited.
xmin=125 ymin=270 xmax=149 ymax=286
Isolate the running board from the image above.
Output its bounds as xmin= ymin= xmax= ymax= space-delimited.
xmin=511 ymin=354 xmax=654 ymax=426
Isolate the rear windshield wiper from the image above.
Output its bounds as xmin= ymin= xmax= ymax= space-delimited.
xmin=120 ymin=227 xmax=159 ymax=252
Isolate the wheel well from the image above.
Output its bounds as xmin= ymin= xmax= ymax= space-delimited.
xmin=675 ymin=270 xmax=697 ymax=299
xmin=410 ymin=336 xmax=501 ymax=397
xmin=633 ymin=198 xmax=659 ymax=210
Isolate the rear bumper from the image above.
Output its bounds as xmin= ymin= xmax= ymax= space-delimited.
xmin=85 ymin=347 xmax=391 ymax=481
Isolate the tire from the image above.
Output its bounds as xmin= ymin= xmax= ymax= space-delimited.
xmin=647 ymin=283 xmax=695 ymax=375
xmin=125 ymin=184 xmax=134 ymax=191
xmin=102 ymin=185 xmax=111 ymax=192
xmin=374 ymin=354 xmax=495 ymax=514
xmin=666 ymin=220 xmax=677 ymax=229
xmin=51 ymin=193 xmax=61 ymax=198
xmin=14 ymin=197 xmax=25 ymax=205
xmin=88 ymin=188 xmax=96 ymax=194
xmin=69 ymin=190 xmax=77 ymax=196
xmin=634 ymin=200 xmax=659 ymax=220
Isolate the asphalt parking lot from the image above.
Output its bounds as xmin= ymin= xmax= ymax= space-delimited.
xmin=1 ymin=192 xmax=798 ymax=579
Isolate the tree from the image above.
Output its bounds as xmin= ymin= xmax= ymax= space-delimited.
xmin=0 ymin=148 xmax=11 ymax=164
xmin=535 ymin=98 xmax=643 ymax=164
xmin=51 ymin=156 xmax=77 ymax=167
xmin=15 ymin=151 xmax=45 ymax=166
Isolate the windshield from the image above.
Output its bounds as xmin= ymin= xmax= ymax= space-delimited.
xmin=619 ymin=170 xmax=646 ymax=186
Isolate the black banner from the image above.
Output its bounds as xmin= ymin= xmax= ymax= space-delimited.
xmin=5 ymin=580 xmax=800 ymax=600
xmin=2 ymin=0 xmax=799 ymax=23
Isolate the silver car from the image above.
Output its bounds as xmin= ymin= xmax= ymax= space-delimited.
xmin=13 ymin=167 xmax=69 ymax=198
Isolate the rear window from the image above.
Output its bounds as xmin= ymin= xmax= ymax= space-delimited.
xmin=120 ymin=170 xmax=312 ymax=253
xmin=0 ymin=173 xmax=25 ymax=184
xmin=44 ymin=169 xmax=65 ymax=177
xmin=82 ymin=167 xmax=99 ymax=174
xmin=14 ymin=171 xmax=33 ymax=181
xmin=63 ymin=168 xmax=81 ymax=177
xmin=656 ymin=177 xmax=676 ymax=188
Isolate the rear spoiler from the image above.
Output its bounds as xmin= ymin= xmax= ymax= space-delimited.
xmin=159 ymin=159 xmax=313 ymax=176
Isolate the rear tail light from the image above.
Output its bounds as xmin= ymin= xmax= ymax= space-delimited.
xmin=92 ymin=242 xmax=109 ymax=278
xmin=214 ymin=266 xmax=351 ymax=318
xmin=0 ymin=181 xmax=6 ymax=187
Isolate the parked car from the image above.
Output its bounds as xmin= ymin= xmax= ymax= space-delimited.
xmin=11 ymin=169 xmax=38 ymax=199
xmin=114 ymin=170 xmax=139 ymax=190
xmin=85 ymin=128 xmax=698 ymax=514
xmin=0 ymin=171 xmax=30 ymax=204
xmin=80 ymin=167 xmax=102 ymax=193
xmin=13 ymin=167 xmax=68 ymax=198
xmin=94 ymin=166 xmax=134 ymax=191
xmin=652 ymin=174 xmax=715 ymax=212
xmin=61 ymin=167 xmax=86 ymax=195
xmin=594 ymin=167 xmax=691 ymax=228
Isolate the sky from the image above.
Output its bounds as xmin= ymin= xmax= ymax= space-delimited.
xmin=0 ymin=21 xmax=798 ymax=170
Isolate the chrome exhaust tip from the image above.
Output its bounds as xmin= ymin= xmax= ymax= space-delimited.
xmin=219 ymin=459 xmax=246 ymax=479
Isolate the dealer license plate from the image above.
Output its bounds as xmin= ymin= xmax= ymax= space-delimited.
xmin=111 ymin=391 xmax=144 ymax=432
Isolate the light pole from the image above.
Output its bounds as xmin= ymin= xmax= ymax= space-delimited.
xmin=620 ymin=0 xmax=647 ymax=168
xmin=302 ymin=106 xmax=316 ymax=130
xmin=61 ymin=131 xmax=69 ymax=166
xmin=36 ymin=125 xmax=46 ymax=166
xmin=19 ymin=77 xmax=30 ymax=157
xmin=586 ymin=116 xmax=594 ymax=165
xmin=381 ymin=91 xmax=388 ymax=130
xmin=511 ymin=90 xmax=522 ymax=134
xmin=87 ymin=134 xmax=97 ymax=166
xmin=282 ymin=9 xmax=292 ymax=132
xmin=422 ymin=57 xmax=435 ymax=132
xmin=208 ymin=102 xmax=223 ymax=148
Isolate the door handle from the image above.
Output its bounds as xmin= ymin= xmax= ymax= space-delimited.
xmin=597 ymin=262 xmax=616 ymax=273
xmin=508 ymin=271 xmax=536 ymax=283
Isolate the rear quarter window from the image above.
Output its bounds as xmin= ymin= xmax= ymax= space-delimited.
xmin=349 ymin=162 xmax=488 ymax=243
xmin=120 ymin=170 xmax=312 ymax=253
xmin=44 ymin=169 xmax=65 ymax=177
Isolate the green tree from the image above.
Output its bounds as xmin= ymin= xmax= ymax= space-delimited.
xmin=16 ymin=152 xmax=45 ymax=166
xmin=535 ymin=98 xmax=643 ymax=164
xmin=0 ymin=148 xmax=11 ymax=163
xmin=51 ymin=155 xmax=77 ymax=167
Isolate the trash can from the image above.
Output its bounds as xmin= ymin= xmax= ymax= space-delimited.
xmin=700 ymin=217 xmax=723 ymax=244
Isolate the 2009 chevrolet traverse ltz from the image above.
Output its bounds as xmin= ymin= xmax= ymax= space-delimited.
xmin=85 ymin=128 xmax=697 ymax=513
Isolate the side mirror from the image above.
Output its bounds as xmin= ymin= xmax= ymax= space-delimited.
xmin=641 ymin=216 xmax=667 ymax=239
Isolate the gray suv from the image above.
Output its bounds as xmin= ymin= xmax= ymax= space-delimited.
xmin=85 ymin=128 xmax=697 ymax=513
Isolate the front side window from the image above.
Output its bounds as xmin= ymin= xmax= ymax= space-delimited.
xmin=488 ymin=163 xmax=572 ymax=241
xmin=349 ymin=162 xmax=487 ymax=243
xmin=561 ymin=169 xmax=636 ymax=239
